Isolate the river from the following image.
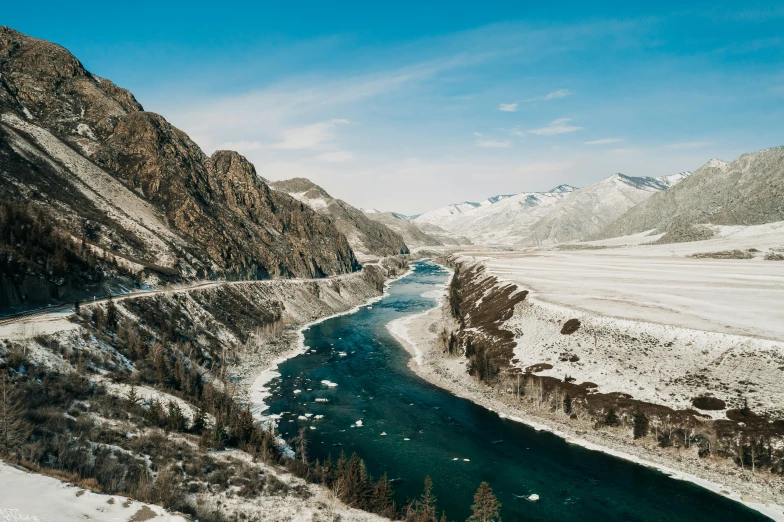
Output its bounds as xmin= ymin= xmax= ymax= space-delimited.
xmin=264 ymin=261 xmax=770 ymax=521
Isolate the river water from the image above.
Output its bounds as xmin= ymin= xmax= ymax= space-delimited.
xmin=264 ymin=261 xmax=770 ymax=521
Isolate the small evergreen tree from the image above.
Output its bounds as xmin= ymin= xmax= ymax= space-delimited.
xmin=191 ymin=407 xmax=206 ymax=434
xmin=166 ymin=401 xmax=187 ymax=432
xmin=414 ymin=475 xmax=438 ymax=522
xmin=105 ymin=296 xmax=118 ymax=333
xmin=212 ymin=414 xmax=228 ymax=447
xmin=563 ymin=393 xmax=572 ymax=415
xmin=372 ymin=473 xmax=396 ymax=518
xmin=633 ymin=409 xmax=649 ymax=439
xmin=468 ymin=482 xmax=501 ymax=522
xmin=603 ymin=407 xmax=620 ymax=427
xmin=126 ymin=384 xmax=140 ymax=405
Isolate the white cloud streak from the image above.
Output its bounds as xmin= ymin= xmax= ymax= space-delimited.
xmin=526 ymin=89 xmax=573 ymax=102
xmin=528 ymin=118 xmax=582 ymax=136
xmin=498 ymin=103 xmax=518 ymax=112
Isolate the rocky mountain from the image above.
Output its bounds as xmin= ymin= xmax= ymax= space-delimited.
xmin=363 ymin=211 xmax=472 ymax=248
xmin=270 ymin=178 xmax=408 ymax=259
xmin=597 ymin=148 xmax=784 ymax=240
xmin=0 ymin=27 xmax=359 ymax=312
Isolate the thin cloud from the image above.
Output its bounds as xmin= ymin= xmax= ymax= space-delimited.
xmin=528 ymin=118 xmax=582 ymax=136
xmin=476 ymin=139 xmax=512 ymax=148
xmin=274 ymin=118 xmax=350 ymax=150
xmin=498 ymin=103 xmax=518 ymax=112
xmin=585 ymin=138 xmax=623 ymax=145
xmin=526 ymin=89 xmax=573 ymax=102
xmin=316 ymin=150 xmax=355 ymax=162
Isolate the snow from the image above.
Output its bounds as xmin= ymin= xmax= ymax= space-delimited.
xmin=476 ymin=223 xmax=784 ymax=341
xmin=0 ymin=462 xmax=186 ymax=521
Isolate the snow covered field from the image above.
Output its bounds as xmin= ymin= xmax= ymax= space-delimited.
xmin=0 ymin=463 xmax=185 ymax=521
xmin=472 ymin=222 xmax=784 ymax=341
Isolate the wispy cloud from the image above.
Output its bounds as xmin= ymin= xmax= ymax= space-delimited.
xmin=528 ymin=118 xmax=582 ymax=136
xmin=274 ymin=118 xmax=350 ymax=150
xmin=663 ymin=141 xmax=713 ymax=150
xmin=526 ymin=89 xmax=573 ymax=102
xmin=498 ymin=103 xmax=518 ymax=112
xmin=476 ymin=139 xmax=511 ymax=148
xmin=316 ymin=150 xmax=355 ymax=162
xmin=585 ymin=138 xmax=623 ymax=145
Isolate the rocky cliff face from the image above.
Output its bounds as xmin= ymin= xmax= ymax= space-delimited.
xmin=0 ymin=27 xmax=359 ymax=311
xmin=270 ymin=177 xmax=409 ymax=259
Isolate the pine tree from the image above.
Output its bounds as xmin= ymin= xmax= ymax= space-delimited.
xmin=372 ymin=473 xmax=396 ymax=518
xmin=563 ymin=393 xmax=572 ymax=415
xmin=467 ymin=482 xmax=501 ymax=522
xmin=0 ymin=372 xmax=29 ymax=455
xmin=415 ymin=475 xmax=438 ymax=522
xmin=232 ymin=406 xmax=255 ymax=445
xmin=167 ymin=401 xmax=187 ymax=432
xmin=126 ymin=384 xmax=140 ymax=406
xmin=106 ymin=296 xmax=118 ymax=333
xmin=603 ymin=408 xmax=620 ymax=427
xmin=212 ymin=414 xmax=227 ymax=447
xmin=192 ymin=407 xmax=206 ymax=434
xmin=633 ymin=409 xmax=649 ymax=439
xmin=146 ymin=398 xmax=164 ymax=426
xmin=296 ymin=426 xmax=309 ymax=464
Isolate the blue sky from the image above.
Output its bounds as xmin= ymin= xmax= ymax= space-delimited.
xmin=4 ymin=1 xmax=783 ymax=213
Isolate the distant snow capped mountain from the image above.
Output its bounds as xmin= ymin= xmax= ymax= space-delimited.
xmin=655 ymin=171 xmax=692 ymax=187
xmin=414 ymin=185 xmax=578 ymax=244
xmin=414 ymin=173 xmax=686 ymax=246
xmin=360 ymin=207 xmax=381 ymax=214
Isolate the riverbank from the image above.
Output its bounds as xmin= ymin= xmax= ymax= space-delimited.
xmin=244 ymin=257 xmax=413 ymax=418
xmin=387 ymin=263 xmax=784 ymax=522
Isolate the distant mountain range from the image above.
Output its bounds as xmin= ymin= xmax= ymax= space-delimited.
xmin=409 ymin=173 xmax=691 ymax=246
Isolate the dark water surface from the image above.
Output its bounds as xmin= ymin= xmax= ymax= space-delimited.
xmin=265 ymin=261 xmax=769 ymax=521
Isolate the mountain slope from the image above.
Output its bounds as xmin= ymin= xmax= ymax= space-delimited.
xmin=363 ymin=212 xmax=472 ymax=248
xmin=0 ymin=27 xmax=358 ymax=311
xmin=270 ymin=178 xmax=408 ymax=259
xmin=597 ymin=149 xmax=784 ymax=240
xmin=524 ymin=173 xmax=688 ymax=245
